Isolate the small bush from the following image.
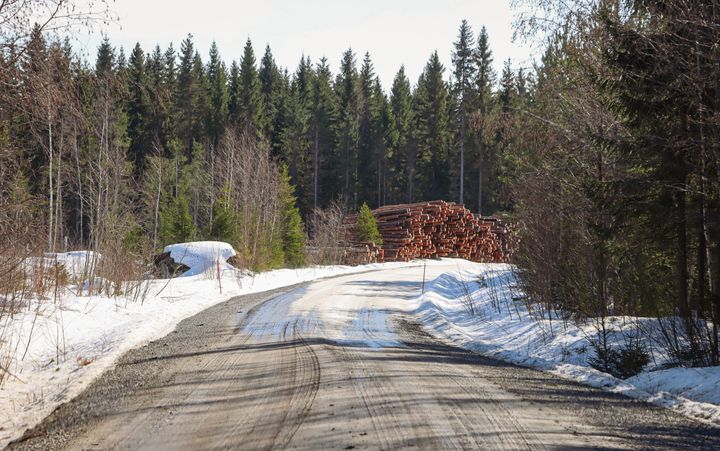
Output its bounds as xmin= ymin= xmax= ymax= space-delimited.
xmin=589 ymin=341 xmax=650 ymax=379
xmin=356 ymin=203 xmax=382 ymax=245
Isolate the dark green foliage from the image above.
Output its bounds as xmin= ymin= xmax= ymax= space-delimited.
xmin=387 ymin=66 xmax=414 ymax=204
xmin=208 ymin=200 xmax=235 ymax=243
xmin=589 ymin=341 xmax=650 ymax=379
xmin=280 ymin=167 xmax=306 ymax=267
xmin=160 ymin=195 xmax=195 ymax=246
xmin=233 ymin=39 xmax=263 ymax=136
xmin=356 ymin=203 xmax=382 ymax=245
xmin=414 ymin=51 xmax=451 ymax=201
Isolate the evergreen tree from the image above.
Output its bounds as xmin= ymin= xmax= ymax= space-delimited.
xmin=259 ymin=45 xmax=285 ymax=153
xmin=356 ymin=202 xmax=382 ymax=245
xmin=208 ymin=197 xmax=235 ymax=243
xmin=95 ymin=37 xmax=115 ymax=74
xmin=159 ymin=194 xmax=195 ymax=245
xmin=281 ymin=72 xmax=311 ymax=213
xmin=227 ymin=61 xmax=240 ymax=123
xmin=334 ymin=48 xmax=360 ymax=210
xmin=388 ymin=66 xmax=415 ymax=203
xmin=356 ymin=52 xmax=384 ymax=207
xmin=472 ymin=26 xmax=495 ymax=214
xmin=127 ymin=42 xmax=151 ymax=175
xmin=280 ymin=167 xmax=306 ymax=267
xmin=205 ymin=41 xmax=228 ymax=150
xmin=146 ymin=45 xmax=173 ymax=154
xmin=309 ymin=57 xmax=337 ymax=209
xmin=498 ymin=59 xmax=515 ymax=112
xmin=414 ymin=51 xmax=451 ymax=200
xmin=451 ymin=19 xmax=475 ymax=204
xmin=233 ymin=39 xmax=263 ymax=136
xmin=175 ymin=35 xmax=198 ymax=157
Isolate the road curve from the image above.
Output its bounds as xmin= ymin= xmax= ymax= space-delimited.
xmin=8 ymin=265 xmax=720 ymax=450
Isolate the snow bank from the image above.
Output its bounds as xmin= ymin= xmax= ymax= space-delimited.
xmin=164 ymin=241 xmax=236 ymax=276
xmin=412 ymin=263 xmax=720 ymax=425
xmin=0 ymin=248 xmax=420 ymax=449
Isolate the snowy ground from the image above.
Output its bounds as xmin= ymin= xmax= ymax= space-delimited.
xmin=0 ymin=242 xmax=420 ymax=448
xmin=411 ymin=262 xmax=720 ymax=425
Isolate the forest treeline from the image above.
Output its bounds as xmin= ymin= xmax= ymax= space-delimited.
xmin=1 ymin=1 xmax=719 ymax=367
xmin=0 ymin=15 xmax=523 ymax=269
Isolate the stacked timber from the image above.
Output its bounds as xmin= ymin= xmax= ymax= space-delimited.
xmin=340 ymin=219 xmax=385 ymax=265
xmin=343 ymin=200 xmax=515 ymax=263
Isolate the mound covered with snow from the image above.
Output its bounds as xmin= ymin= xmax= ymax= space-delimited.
xmin=413 ymin=264 xmax=720 ymax=425
xmin=164 ymin=241 xmax=237 ymax=276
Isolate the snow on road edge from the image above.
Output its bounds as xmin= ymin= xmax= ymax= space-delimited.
xmin=0 ymin=259 xmax=427 ymax=448
xmin=412 ymin=263 xmax=720 ymax=426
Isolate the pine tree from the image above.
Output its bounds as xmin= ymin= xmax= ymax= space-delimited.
xmin=452 ymin=20 xmax=475 ymax=204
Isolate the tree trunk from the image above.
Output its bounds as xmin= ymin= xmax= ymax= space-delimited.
xmin=676 ymin=189 xmax=690 ymax=318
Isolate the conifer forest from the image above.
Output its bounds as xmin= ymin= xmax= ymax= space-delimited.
xmin=1 ymin=0 xmax=720 ymax=369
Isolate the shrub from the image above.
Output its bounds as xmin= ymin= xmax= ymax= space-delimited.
xmin=356 ymin=203 xmax=382 ymax=245
xmin=589 ymin=341 xmax=650 ymax=379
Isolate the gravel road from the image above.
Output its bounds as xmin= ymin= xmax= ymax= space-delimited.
xmin=8 ymin=266 xmax=720 ymax=450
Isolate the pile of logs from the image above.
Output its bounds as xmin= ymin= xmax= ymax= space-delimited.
xmin=343 ymin=200 xmax=514 ymax=264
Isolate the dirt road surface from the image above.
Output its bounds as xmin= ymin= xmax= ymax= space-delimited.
xmin=9 ymin=265 xmax=720 ymax=450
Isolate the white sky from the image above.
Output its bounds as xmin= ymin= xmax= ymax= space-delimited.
xmin=74 ymin=0 xmax=537 ymax=89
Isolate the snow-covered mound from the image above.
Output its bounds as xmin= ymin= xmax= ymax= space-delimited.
xmin=412 ymin=264 xmax=720 ymax=425
xmin=45 ymin=251 xmax=101 ymax=280
xmin=164 ymin=241 xmax=237 ymax=276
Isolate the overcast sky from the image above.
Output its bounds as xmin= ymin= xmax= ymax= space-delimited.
xmin=75 ymin=0 xmax=537 ymax=89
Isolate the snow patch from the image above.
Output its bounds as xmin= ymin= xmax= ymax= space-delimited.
xmin=164 ymin=241 xmax=237 ymax=276
xmin=411 ymin=263 xmax=720 ymax=426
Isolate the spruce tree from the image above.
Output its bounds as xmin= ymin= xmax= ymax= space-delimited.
xmin=356 ymin=202 xmax=382 ymax=245
xmin=473 ymin=26 xmax=496 ymax=214
xmin=159 ymin=194 xmax=195 ymax=245
xmin=451 ymin=20 xmax=475 ymax=204
xmin=96 ymin=37 xmax=115 ymax=74
xmin=175 ymin=35 xmax=198 ymax=157
xmin=414 ymin=51 xmax=451 ymax=200
xmin=280 ymin=73 xmax=311 ymax=213
xmin=205 ymin=41 xmax=228 ymax=150
xmin=280 ymin=167 xmax=306 ymax=267
xmin=334 ymin=48 xmax=360 ymax=209
xmin=127 ymin=42 xmax=151 ymax=175
xmin=234 ymin=39 xmax=263 ymax=136
xmin=357 ymin=52 xmax=382 ymax=207
xmin=309 ymin=57 xmax=337 ymax=209
xmin=259 ymin=45 xmax=285 ymax=152
xmin=388 ymin=66 xmax=414 ymax=204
